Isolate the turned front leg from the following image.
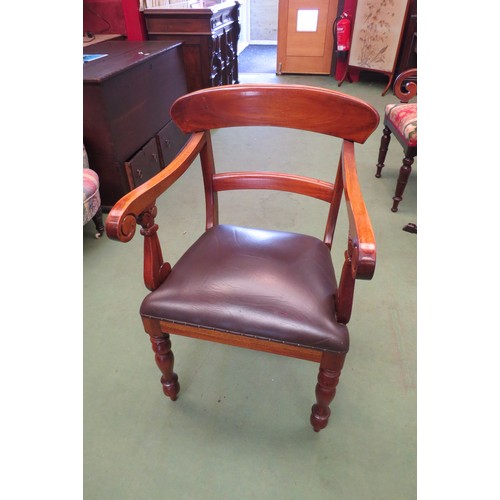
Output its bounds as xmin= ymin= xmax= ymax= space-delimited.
xmin=375 ymin=126 xmax=392 ymax=178
xmin=149 ymin=333 xmax=180 ymax=401
xmin=310 ymin=352 xmax=346 ymax=432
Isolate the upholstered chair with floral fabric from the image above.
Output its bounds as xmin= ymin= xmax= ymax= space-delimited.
xmin=83 ymin=145 xmax=104 ymax=238
xmin=375 ymin=69 xmax=417 ymax=212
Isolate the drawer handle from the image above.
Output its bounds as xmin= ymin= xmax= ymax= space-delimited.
xmin=136 ymin=169 xmax=143 ymax=178
xmin=151 ymin=153 xmax=158 ymax=161
xmin=164 ymin=139 xmax=171 ymax=148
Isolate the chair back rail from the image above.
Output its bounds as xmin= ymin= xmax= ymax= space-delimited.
xmin=171 ymin=84 xmax=379 ymax=144
xmin=212 ymin=172 xmax=335 ymax=202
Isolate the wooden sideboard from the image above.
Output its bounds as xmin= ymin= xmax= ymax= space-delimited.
xmin=144 ymin=1 xmax=240 ymax=93
xmin=83 ymin=40 xmax=189 ymax=209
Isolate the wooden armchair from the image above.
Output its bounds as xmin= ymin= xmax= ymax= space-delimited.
xmin=106 ymin=84 xmax=380 ymax=432
xmin=375 ymin=69 xmax=417 ymax=212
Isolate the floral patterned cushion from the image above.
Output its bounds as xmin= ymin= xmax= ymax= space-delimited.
xmin=385 ymin=103 xmax=417 ymax=147
xmin=83 ymin=168 xmax=101 ymax=225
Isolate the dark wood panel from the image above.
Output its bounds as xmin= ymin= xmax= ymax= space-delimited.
xmin=396 ymin=0 xmax=417 ymax=76
xmin=83 ymin=41 xmax=189 ymax=209
xmin=144 ymin=2 xmax=240 ymax=93
xmin=125 ymin=137 xmax=162 ymax=189
xmin=157 ymin=121 xmax=190 ymax=167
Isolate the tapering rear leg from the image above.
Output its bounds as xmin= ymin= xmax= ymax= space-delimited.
xmin=310 ymin=352 xmax=346 ymax=432
xmin=149 ymin=333 xmax=180 ymax=401
xmin=391 ymin=155 xmax=414 ymax=212
xmin=376 ymin=126 xmax=392 ymax=178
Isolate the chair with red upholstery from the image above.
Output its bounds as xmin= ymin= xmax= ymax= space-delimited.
xmin=105 ymin=84 xmax=380 ymax=432
xmin=375 ymin=69 xmax=417 ymax=212
xmin=83 ymin=145 xmax=104 ymax=238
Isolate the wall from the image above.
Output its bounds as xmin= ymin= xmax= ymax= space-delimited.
xmin=83 ymin=0 xmax=127 ymax=35
xmin=250 ymin=0 xmax=278 ymax=42
xmin=83 ymin=0 xmax=276 ymax=42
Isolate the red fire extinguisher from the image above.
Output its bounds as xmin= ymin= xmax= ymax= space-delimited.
xmin=334 ymin=13 xmax=351 ymax=52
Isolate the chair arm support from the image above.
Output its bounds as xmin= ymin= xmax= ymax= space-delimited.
xmin=335 ymin=141 xmax=376 ymax=324
xmin=342 ymin=141 xmax=376 ymax=281
xmin=106 ymin=132 xmax=206 ymax=243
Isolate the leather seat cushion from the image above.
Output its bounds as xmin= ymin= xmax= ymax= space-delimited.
xmin=140 ymin=224 xmax=349 ymax=353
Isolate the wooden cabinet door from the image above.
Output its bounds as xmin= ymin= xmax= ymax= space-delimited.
xmin=277 ymin=0 xmax=338 ymax=75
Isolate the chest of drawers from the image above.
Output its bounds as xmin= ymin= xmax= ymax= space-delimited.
xmin=83 ymin=40 xmax=189 ymax=209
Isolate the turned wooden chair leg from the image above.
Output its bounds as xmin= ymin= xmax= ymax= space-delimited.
xmin=391 ymin=155 xmax=414 ymax=212
xmin=375 ymin=126 xmax=391 ymax=177
xmin=149 ymin=333 xmax=180 ymax=401
xmin=92 ymin=207 xmax=104 ymax=238
xmin=310 ymin=352 xmax=346 ymax=432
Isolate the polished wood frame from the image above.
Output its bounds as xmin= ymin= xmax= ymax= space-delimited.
xmin=106 ymin=84 xmax=380 ymax=432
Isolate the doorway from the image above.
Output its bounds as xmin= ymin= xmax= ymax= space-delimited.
xmin=238 ymin=0 xmax=338 ymax=75
xmin=277 ymin=0 xmax=338 ymax=74
xmin=238 ymin=0 xmax=279 ymax=74
xmin=238 ymin=45 xmax=277 ymax=73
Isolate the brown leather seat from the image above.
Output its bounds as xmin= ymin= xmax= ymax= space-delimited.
xmin=141 ymin=224 xmax=349 ymax=353
xmin=106 ymin=83 xmax=380 ymax=432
